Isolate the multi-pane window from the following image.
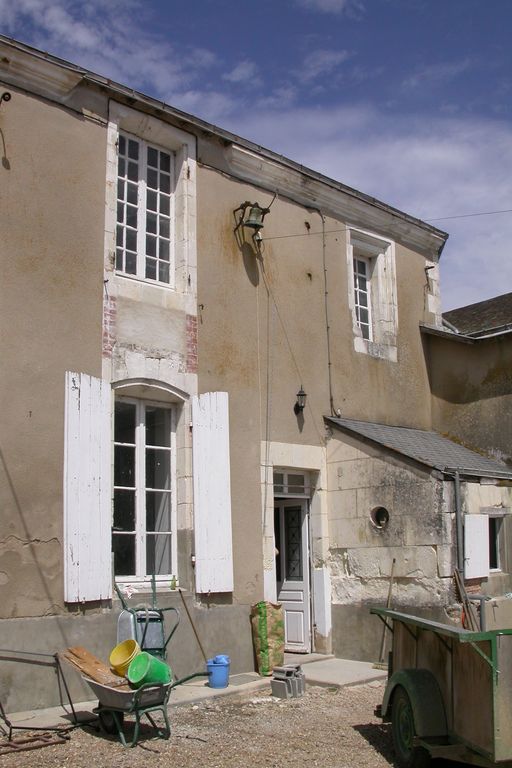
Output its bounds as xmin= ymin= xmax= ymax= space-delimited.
xmin=113 ymin=400 xmax=175 ymax=580
xmin=489 ymin=516 xmax=503 ymax=571
xmin=116 ymin=133 xmax=173 ymax=285
xmin=353 ymin=257 xmax=372 ymax=340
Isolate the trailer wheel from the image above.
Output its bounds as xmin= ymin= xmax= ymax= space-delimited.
xmin=391 ymin=686 xmax=431 ymax=768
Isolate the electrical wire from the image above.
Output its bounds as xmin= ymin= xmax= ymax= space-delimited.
xmin=261 ymin=207 xmax=512 ymax=243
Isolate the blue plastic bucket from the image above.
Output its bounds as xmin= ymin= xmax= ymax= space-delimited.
xmin=207 ymin=655 xmax=230 ymax=688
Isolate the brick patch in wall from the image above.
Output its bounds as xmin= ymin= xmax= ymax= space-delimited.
xmin=186 ymin=314 xmax=198 ymax=373
xmin=102 ymin=296 xmax=117 ymax=358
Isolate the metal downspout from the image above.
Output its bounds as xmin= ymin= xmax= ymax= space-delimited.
xmin=454 ymin=470 xmax=464 ymax=572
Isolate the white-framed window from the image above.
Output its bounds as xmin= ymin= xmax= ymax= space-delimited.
xmin=116 ymin=133 xmax=174 ymax=285
xmin=113 ymin=398 xmax=177 ymax=581
xmin=353 ymin=256 xmax=372 ymax=341
xmin=273 ymin=469 xmax=311 ymax=498
xmin=489 ymin=515 xmax=504 ymax=571
xmin=106 ymin=102 xmax=197 ymax=295
xmin=347 ymin=228 xmax=398 ymax=361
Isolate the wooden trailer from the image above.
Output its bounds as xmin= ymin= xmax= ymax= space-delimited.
xmin=371 ymin=608 xmax=512 ymax=768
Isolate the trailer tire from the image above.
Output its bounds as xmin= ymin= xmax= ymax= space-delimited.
xmin=391 ymin=685 xmax=431 ymax=768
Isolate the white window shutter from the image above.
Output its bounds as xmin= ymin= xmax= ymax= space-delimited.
xmin=192 ymin=392 xmax=234 ymax=593
xmin=464 ymin=514 xmax=489 ymax=579
xmin=64 ymin=372 xmax=112 ymax=602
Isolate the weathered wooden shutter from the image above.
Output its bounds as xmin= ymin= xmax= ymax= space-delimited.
xmin=192 ymin=392 xmax=234 ymax=592
xmin=464 ymin=514 xmax=489 ymax=579
xmin=64 ymin=372 xmax=112 ymax=602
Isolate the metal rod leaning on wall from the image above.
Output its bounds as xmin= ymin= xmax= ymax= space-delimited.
xmin=178 ymin=589 xmax=208 ymax=664
xmin=377 ymin=558 xmax=396 ymax=665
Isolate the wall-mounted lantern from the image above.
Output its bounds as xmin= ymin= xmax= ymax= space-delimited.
xmin=294 ymin=386 xmax=307 ymax=415
xmin=233 ymin=194 xmax=276 ymax=248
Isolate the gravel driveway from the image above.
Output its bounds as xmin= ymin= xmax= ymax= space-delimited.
xmin=0 ymin=681 xmax=400 ymax=767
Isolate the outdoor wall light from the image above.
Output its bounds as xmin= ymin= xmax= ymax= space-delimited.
xmin=234 ymin=201 xmax=270 ymax=234
xmin=294 ymin=386 xmax=307 ymax=415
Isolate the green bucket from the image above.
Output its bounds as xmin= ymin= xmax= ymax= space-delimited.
xmin=127 ymin=651 xmax=172 ymax=688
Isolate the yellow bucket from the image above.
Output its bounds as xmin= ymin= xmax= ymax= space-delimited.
xmin=109 ymin=639 xmax=140 ymax=677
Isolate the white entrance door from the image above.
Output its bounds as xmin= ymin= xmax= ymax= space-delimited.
xmin=274 ymin=500 xmax=311 ymax=652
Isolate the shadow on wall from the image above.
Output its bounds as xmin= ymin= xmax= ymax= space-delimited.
xmin=0 ymin=447 xmax=70 ymax=644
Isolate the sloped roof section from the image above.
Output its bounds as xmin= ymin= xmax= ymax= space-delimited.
xmin=444 ymin=292 xmax=512 ymax=336
xmin=326 ymin=417 xmax=512 ymax=478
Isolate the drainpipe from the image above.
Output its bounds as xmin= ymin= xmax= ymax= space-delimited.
xmin=453 ymin=470 xmax=464 ymax=572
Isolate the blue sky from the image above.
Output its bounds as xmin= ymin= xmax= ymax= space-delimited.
xmin=2 ymin=0 xmax=511 ymax=310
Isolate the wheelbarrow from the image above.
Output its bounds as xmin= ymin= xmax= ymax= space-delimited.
xmin=85 ymin=676 xmax=171 ymax=748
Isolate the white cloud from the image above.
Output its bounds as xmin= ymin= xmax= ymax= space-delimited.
xmin=403 ymin=59 xmax=474 ymax=90
xmin=229 ymin=106 xmax=512 ymax=309
xmin=223 ymin=60 xmax=260 ymax=84
xmin=300 ymin=49 xmax=351 ymax=82
xmin=295 ymin=0 xmax=364 ymax=15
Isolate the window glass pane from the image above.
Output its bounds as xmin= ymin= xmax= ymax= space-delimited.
xmin=287 ymin=474 xmax=305 ymax=493
xmin=126 ymin=252 xmax=137 ymax=274
xmin=359 ymin=308 xmax=369 ymax=325
xmin=115 ymin=401 xmax=136 ymax=442
xmin=116 ymin=225 xmax=123 ymax=247
xmin=128 ymin=139 xmax=139 ymax=160
xmin=126 ymin=205 xmax=137 ymax=229
xmin=117 ymin=202 xmax=124 ymax=224
xmin=274 ymin=472 xmax=284 ymax=493
xmin=117 ymin=179 xmax=125 ymax=200
xmin=126 ymin=229 xmax=137 ymax=252
xmin=159 ymin=262 xmax=170 ymax=283
xmin=113 ymin=533 xmax=135 ymax=576
xmin=116 ymin=248 xmax=123 ymax=270
xmin=146 ymin=406 xmax=171 ymax=446
xmin=159 ymin=240 xmax=170 ymax=261
xmin=159 ymin=218 xmax=170 ymax=239
xmin=114 ymin=445 xmax=135 ymax=487
xmin=146 ymin=491 xmax=172 ymax=532
xmin=160 ymin=174 xmax=170 ymax=194
xmin=146 ymin=534 xmax=172 ymax=576
xmin=147 ymin=146 xmax=158 ymax=168
xmin=145 ymin=257 xmax=157 ymax=280
xmin=127 ymin=182 xmax=138 ymax=205
xmin=147 ymin=189 xmax=157 ymax=212
xmin=160 ymin=152 xmax=171 ymax=173
xmin=118 ymin=158 xmax=126 ymax=177
xmin=127 ymin=161 xmax=138 ymax=182
xmin=160 ymin=195 xmax=170 ymax=216
xmin=113 ymin=489 xmax=135 ymax=531
xmin=146 ymin=211 xmax=157 ymax=234
xmin=361 ymin=324 xmax=370 ymax=340
xmin=359 ymin=292 xmax=368 ymax=307
xmin=285 ymin=507 xmax=302 ymax=581
xmin=147 ymin=168 xmax=158 ymax=190
xmin=146 ymin=448 xmax=171 ymax=490
xmin=146 ymin=235 xmax=156 ymax=257
xmin=118 ymin=134 xmax=126 ymax=155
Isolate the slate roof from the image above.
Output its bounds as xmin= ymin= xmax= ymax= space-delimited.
xmin=326 ymin=417 xmax=512 ymax=478
xmin=443 ymin=292 xmax=512 ymax=336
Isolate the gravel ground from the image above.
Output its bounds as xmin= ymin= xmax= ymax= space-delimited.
xmin=1 ymin=680 xmax=458 ymax=768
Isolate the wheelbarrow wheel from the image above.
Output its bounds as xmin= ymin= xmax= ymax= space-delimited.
xmin=391 ymin=686 xmax=431 ymax=768
xmin=98 ymin=708 xmax=124 ymax=736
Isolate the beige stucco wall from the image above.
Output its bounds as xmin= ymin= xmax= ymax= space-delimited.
xmin=326 ymin=431 xmax=455 ymax=608
xmin=427 ymin=333 xmax=512 ymax=467
xmin=195 ymin=157 xmax=441 ymax=610
xmin=0 ymin=85 xmax=106 ymax=616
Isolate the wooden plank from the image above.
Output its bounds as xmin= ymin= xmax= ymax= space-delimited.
xmin=192 ymin=392 xmax=234 ymax=593
xmin=60 ymin=647 xmax=129 ymax=689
